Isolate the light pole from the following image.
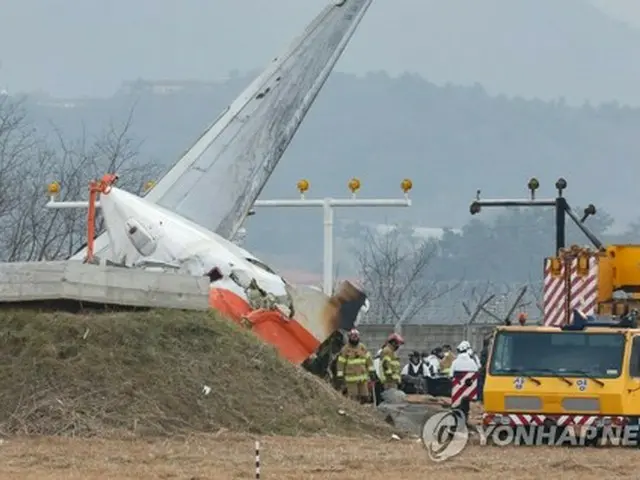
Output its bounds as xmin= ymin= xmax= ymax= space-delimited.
xmin=44 ymin=178 xmax=414 ymax=295
xmin=250 ymin=178 xmax=413 ymax=295
xmin=469 ymin=177 xmax=603 ymax=254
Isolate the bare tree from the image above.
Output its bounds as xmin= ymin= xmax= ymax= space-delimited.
xmin=526 ymin=272 xmax=544 ymax=317
xmin=355 ymin=226 xmax=457 ymax=325
xmin=0 ymin=96 xmax=164 ymax=261
xmin=462 ymin=281 xmax=530 ymax=325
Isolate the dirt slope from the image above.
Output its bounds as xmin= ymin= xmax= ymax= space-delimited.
xmin=0 ymin=309 xmax=390 ymax=438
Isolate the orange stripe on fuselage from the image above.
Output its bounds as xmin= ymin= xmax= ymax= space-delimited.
xmin=208 ymin=288 xmax=252 ymax=322
xmin=208 ymin=288 xmax=320 ymax=364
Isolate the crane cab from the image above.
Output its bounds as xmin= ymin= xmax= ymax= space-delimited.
xmin=483 ymin=311 xmax=640 ymax=438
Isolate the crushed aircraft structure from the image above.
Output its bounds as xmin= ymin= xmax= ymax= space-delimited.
xmin=49 ymin=1 xmax=373 ymax=370
xmin=86 ymin=174 xmax=366 ymax=365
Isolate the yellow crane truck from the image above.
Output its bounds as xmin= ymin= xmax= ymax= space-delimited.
xmin=482 ymin=311 xmax=640 ymax=445
xmin=470 ymin=178 xmax=640 ymax=445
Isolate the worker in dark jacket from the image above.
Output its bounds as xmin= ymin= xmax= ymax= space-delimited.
xmin=478 ymin=335 xmax=492 ymax=402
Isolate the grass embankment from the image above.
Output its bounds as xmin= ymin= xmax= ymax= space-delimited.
xmin=0 ymin=309 xmax=390 ymax=438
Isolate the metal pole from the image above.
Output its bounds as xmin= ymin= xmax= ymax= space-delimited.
xmin=46 ymin=198 xmax=99 ymax=209
xmin=252 ymin=196 xmax=411 ymax=295
xmin=323 ymin=198 xmax=334 ymax=295
xmin=255 ymin=440 xmax=260 ymax=479
xmin=564 ymin=205 xmax=604 ymax=251
xmin=46 ymin=192 xmax=412 ymax=294
xmin=555 ymin=196 xmax=566 ymax=254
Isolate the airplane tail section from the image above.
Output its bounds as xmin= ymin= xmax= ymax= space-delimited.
xmin=78 ymin=0 xmax=373 ymax=262
xmin=148 ymin=0 xmax=373 ymax=240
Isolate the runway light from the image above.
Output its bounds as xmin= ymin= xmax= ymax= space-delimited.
xmin=527 ymin=177 xmax=539 ymax=200
xmin=297 ymin=179 xmax=309 ymax=194
xmin=348 ymin=178 xmax=361 ymax=194
xmin=47 ymin=181 xmax=60 ymax=196
xmin=401 ymin=178 xmax=413 ymax=194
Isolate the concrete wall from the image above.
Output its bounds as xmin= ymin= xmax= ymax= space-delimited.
xmin=358 ymin=323 xmax=495 ymax=360
xmin=0 ymin=261 xmax=209 ymax=310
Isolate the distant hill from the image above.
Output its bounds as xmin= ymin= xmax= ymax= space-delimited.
xmin=22 ymin=72 xmax=640 ymax=272
xmin=4 ymin=0 xmax=640 ymax=104
xmin=353 ymin=0 xmax=640 ymax=104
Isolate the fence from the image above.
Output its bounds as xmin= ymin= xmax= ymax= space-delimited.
xmin=358 ymin=323 xmax=495 ymax=359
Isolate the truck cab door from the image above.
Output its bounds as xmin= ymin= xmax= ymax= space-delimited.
xmin=627 ymin=336 xmax=640 ymax=413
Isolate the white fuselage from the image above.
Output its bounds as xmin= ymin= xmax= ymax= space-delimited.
xmin=98 ymin=186 xmax=288 ymax=301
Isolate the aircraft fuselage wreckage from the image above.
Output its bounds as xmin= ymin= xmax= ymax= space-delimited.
xmin=46 ymin=1 xmax=373 ymax=373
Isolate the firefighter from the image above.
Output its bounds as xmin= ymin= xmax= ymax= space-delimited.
xmin=379 ymin=333 xmax=404 ymax=390
xmin=335 ymin=329 xmax=376 ymax=403
xmin=440 ymin=344 xmax=454 ymax=376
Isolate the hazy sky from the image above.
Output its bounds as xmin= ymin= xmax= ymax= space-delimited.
xmin=1 ymin=0 xmax=640 ymax=102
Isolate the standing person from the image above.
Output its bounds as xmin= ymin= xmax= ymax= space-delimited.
xmin=450 ymin=341 xmax=480 ymax=421
xmin=440 ymin=344 xmax=454 ymax=376
xmin=373 ymin=344 xmax=385 ymax=404
xmin=335 ymin=329 xmax=376 ymax=403
xmin=425 ymin=347 xmax=444 ymax=378
xmin=478 ymin=334 xmax=492 ymax=402
xmin=424 ymin=347 xmax=446 ymax=396
xmin=421 ymin=351 xmax=430 ymax=369
xmin=379 ymin=333 xmax=404 ymax=390
xmin=400 ymin=351 xmax=428 ymax=394
xmin=451 ymin=341 xmax=480 ymax=374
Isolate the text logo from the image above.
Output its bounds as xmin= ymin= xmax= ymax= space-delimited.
xmin=477 ymin=424 xmax=640 ymax=447
xmin=421 ymin=410 xmax=469 ymax=462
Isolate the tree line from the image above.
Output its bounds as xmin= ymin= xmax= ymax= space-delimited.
xmin=0 ymin=96 xmax=163 ymax=262
xmin=352 ymin=204 xmax=638 ymax=324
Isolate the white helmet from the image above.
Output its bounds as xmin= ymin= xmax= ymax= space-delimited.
xmin=457 ymin=341 xmax=471 ymax=353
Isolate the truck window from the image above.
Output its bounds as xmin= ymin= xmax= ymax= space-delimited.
xmin=630 ymin=337 xmax=640 ymax=377
xmin=489 ymin=331 xmax=625 ymax=379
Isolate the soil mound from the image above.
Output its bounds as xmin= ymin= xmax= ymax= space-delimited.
xmin=0 ymin=309 xmax=391 ymax=438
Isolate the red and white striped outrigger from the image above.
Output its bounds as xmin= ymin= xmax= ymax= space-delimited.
xmin=451 ymin=371 xmax=479 ymax=408
xmin=543 ymin=246 xmax=599 ymax=327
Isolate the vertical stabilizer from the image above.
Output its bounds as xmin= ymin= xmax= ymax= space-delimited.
xmin=76 ymin=0 xmax=372 ymax=261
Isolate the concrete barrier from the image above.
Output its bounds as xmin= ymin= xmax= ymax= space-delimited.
xmin=0 ymin=261 xmax=209 ymax=310
xmin=359 ymin=323 xmax=495 ymax=359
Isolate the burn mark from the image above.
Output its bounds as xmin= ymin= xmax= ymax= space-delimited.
xmin=207 ymin=267 xmax=223 ymax=282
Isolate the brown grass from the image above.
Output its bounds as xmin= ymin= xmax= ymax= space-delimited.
xmin=5 ymin=308 xmax=632 ymax=478
xmin=1 ymin=434 xmax=639 ymax=479
xmin=0 ymin=309 xmax=391 ymax=438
